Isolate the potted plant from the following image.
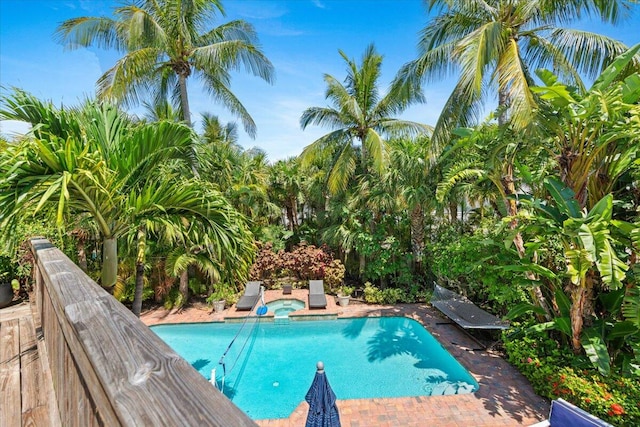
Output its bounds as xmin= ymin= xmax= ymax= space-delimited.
xmin=336 ymin=285 xmax=355 ymax=307
xmin=0 ymin=257 xmax=15 ymax=309
xmin=207 ymin=283 xmax=235 ymax=313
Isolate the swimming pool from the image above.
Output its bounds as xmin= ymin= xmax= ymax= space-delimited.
xmin=151 ymin=317 xmax=478 ymax=420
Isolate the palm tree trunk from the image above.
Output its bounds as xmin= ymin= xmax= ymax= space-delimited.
xmin=286 ymin=205 xmax=295 ymax=231
xmin=77 ymin=240 xmax=88 ymax=272
xmin=179 ymin=269 xmax=189 ymax=308
xmin=410 ymin=204 xmax=425 ymax=273
xmin=569 ymin=283 xmax=587 ymax=353
xmin=178 ymin=72 xmax=200 ymax=177
xmin=569 ymin=271 xmax=599 ymax=353
xmin=178 ymin=73 xmax=192 ymax=127
xmin=359 ymin=135 xmax=368 ymax=175
xmin=291 ymin=198 xmax=299 ymax=229
xmin=449 ymin=202 xmax=457 ymax=222
xmin=102 ymin=237 xmax=118 ymax=289
xmin=132 ymin=225 xmax=146 ymax=317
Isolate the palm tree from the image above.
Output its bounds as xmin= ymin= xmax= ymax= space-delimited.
xmin=127 ymin=177 xmax=255 ymax=315
xmin=0 ymin=90 xmax=255 ymax=301
xmin=397 ymin=0 xmax=636 ymax=147
xmin=201 ymin=112 xmax=239 ymax=145
xmin=387 ymin=136 xmax=438 ymax=272
xmin=55 ymin=0 xmax=274 ymax=134
xmin=269 ymin=158 xmax=304 ymax=231
xmin=300 ymin=44 xmax=430 ymax=193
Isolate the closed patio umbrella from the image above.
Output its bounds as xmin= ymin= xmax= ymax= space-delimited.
xmin=305 ymin=361 xmax=341 ymax=427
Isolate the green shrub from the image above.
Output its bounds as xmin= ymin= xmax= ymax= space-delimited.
xmin=428 ymin=221 xmax=527 ymax=313
xmin=113 ymin=270 xmax=154 ymax=304
xmin=504 ymin=326 xmax=640 ymax=426
xmin=207 ymin=282 xmax=238 ymax=306
xmin=163 ymin=287 xmax=183 ymax=310
xmin=363 ymin=282 xmax=407 ymax=304
xmin=0 ymin=255 xmax=12 ymax=282
xmin=188 ymin=278 xmax=208 ymax=297
xmin=337 ymin=284 xmax=355 ymax=297
xmin=363 ymin=282 xmax=383 ymax=303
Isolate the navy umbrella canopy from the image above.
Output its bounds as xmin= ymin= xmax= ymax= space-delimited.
xmin=305 ymin=361 xmax=341 ymax=427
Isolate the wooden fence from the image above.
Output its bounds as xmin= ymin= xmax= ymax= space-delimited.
xmin=30 ymin=238 xmax=257 ymax=426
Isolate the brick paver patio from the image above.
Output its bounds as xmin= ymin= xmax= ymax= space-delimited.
xmin=141 ymin=289 xmax=549 ymax=426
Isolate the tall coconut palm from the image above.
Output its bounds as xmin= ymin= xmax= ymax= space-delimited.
xmin=300 ymin=44 xmax=430 ymax=193
xmin=397 ymin=0 xmax=636 ymax=147
xmin=55 ymin=0 xmax=274 ymax=134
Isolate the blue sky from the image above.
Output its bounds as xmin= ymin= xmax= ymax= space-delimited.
xmin=1 ymin=0 xmax=639 ymax=161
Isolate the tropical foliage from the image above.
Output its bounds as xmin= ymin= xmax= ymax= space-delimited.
xmin=1 ymin=3 xmax=639 ymax=422
xmin=0 ymin=89 xmax=255 ymax=315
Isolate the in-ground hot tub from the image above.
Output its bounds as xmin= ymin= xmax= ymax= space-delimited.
xmin=266 ymin=299 xmax=305 ymax=318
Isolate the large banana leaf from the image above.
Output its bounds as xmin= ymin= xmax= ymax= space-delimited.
xmin=582 ymin=325 xmax=611 ymax=376
xmin=555 ymin=288 xmax=572 ymax=318
xmin=608 ymin=321 xmax=639 ymax=339
xmin=599 ymin=289 xmax=626 ymax=316
xmin=543 ymin=177 xmax=580 ymax=218
xmin=623 ymin=285 xmax=640 ymax=328
xmin=591 ymin=42 xmax=640 ymax=92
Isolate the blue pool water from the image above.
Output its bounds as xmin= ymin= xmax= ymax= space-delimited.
xmin=151 ymin=317 xmax=478 ymax=420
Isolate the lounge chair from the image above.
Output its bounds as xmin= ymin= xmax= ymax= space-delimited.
xmin=530 ymin=398 xmax=613 ymax=427
xmin=431 ymin=283 xmax=509 ymax=330
xmin=236 ymin=281 xmax=262 ymax=311
xmin=308 ymin=280 xmax=327 ymax=309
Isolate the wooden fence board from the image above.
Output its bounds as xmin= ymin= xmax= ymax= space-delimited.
xmin=19 ymin=316 xmax=48 ymax=412
xmin=29 ymin=295 xmax=62 ymax=426
xmin=0 ymin=319 xmax=21 ymax=427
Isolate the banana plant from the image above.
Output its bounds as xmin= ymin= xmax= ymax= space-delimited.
xmin=509 ymin=177 xmax=637 ymax=374
xmin=532 ymin=43 xmax=640 ymax=210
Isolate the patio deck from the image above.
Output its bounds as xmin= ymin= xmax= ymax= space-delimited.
xmin=142 ymin=288 xmax=550 ymax=426
xmin=0 ymin=300 xmax=61 ymax=427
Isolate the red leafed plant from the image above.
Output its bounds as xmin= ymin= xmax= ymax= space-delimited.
xmin=249 ymin=242 xmax=343 ymax=285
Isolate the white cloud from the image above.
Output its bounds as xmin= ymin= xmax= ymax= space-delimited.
xmin=311 ymin=0 xmax=326 ymax=9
